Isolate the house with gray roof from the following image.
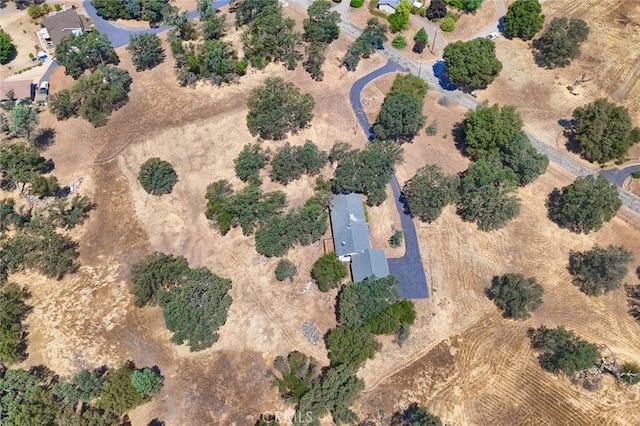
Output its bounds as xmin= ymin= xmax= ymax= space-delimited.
xmin=329 ymin=193 xmax=390 ymax=282
xmin=41 ymin=9 xmax=91 ymax=48
xmin=378 ymin=0 xmax=423 ymax=14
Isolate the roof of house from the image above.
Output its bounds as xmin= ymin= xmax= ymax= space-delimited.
xmin=0 ymin=79 xmax=34 ymax=100
xmin=42 ymin=9 xmax=90 ymax=45
xmin=330 ymin=193 xmax=370 ymax=257
xmin=351 ymin=248 xmax=390 ymax=283
xmin=378 ymin=0 xmax=416 ymax=7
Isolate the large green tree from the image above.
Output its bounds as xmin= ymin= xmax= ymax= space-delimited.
xmin=499 ymin=132 xmax=549 ymax=186
xmin=325 ymin=325 xmax=381 ymax=369
xmin=269 ymin=140 xmax=327 ymax=184
xmin=529 ymin=326 xmax=600 ymax=376
xmin=294 ymin=364 xmax=364 ymax=425
xmin=127 ymin=33 xmax=165 ymax=71
xmin=487 ymin=273 xmax=543 ymax=319
xmin=8 ymin=103 xmax=38 ymax=141
xmin=0 ymin=283 xmax=30 ymax=364
xmin=462 ymin=103 xmax=523 ymax=160
xmin=234 ymin=142 xmax=270 ymax=183
xmin=0 ymin=142 xmax=48 ymax=192
xmin=568 ymin=245 xmax=632 ymax=296
xmin=0 ymin=28 xmax=14 ymax=64
xmin=391 ymin=403 xmax=442 ymax=426
xmin=388 ymin=0 xmax=412 ymax=33
xmin=337 ymin=275 xmax=400 ymax=328
xmin=138 ymin=157 xmax=178 ymax=195
xmin=246 ymin=77 xmax=315 ymax=140
xmin=443 ymin=38 xmax=502 ymax=90
xmin=311 ymin=253 xmax=348 ymax=292
xmin=456 ymin=160 xmax=520 ymax=231
xmin=571 ymin=98 xmax=640 ymax=163
xmin=403 ymin=164 xmax=458 ymax=222
xmin=158 ymin=267 xmax=233 ymax=351
xmin=50 ymin=67 xmax=132 ymax=127
xmin=55 ymin=32 xmax=119 ymax=79
xmin=303 ymin=0 xmax=340 ymax=44
xmin=535 ymin=17 xmax=589 ymax=68
xmin=273 ymin=351 xmax=318 ymax=403
xmin=342 ymin=18 xmax=387 ymax=71
xmin=331 ymin=141 xmax=404 ymax=206
xmin=503 ymin=0 xmax=544 ymax=40
xmin=374 ymin=93 xmax=426 ymax=143
xmin=129 ymin=252 xmax=190 ymax=307
xmin=549 ymin=175 xmax=621 ymax=234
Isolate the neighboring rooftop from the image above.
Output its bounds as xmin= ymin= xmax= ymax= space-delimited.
xmin=330 ymin=193 xmax=370 ymax=258
xmin=0 ymin=79 xmax=35 ymax=100
xmin=351 ymin=248 xmax=391 ymax=283
xmin=42 ymin=9 xmax=91 ymax=46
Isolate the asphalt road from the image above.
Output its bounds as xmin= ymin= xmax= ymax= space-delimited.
xmin=349 ymin=59 xmax=429 ymax=299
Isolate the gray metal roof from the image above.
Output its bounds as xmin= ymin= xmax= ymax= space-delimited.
xmin=42 ymin=10 xmax=90 ymax=45
xmin=351 ymin=248 xmax=390 ymax=283
xmin=378 ymin=0 xmax=401 ymax=6
xmin=330 ymin=193 xmax=370 ymax=257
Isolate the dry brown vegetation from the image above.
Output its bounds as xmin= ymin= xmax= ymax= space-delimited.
xmin=4 ymin=0 xmax=640 ymax=425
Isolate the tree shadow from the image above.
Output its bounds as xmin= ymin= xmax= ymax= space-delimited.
xmin=484 ymin=276 xmax=499 ymax=299
xmin=431 ymin=61 xmax=457 ymax=91
xmin=33 ymin=127 xmax=56 ymax=150
xmin=451 ymin=121 xmax=467 ymax=156
xmin=497 ymin=16 xmax=505 ymax=34
xmin=397 ymin=189 xmax=411 ymax=216
xmin=545 ymin=187 xmax=562 ymax=225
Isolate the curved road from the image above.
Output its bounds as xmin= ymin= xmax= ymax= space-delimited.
xmin=349 ymin=60 xmax=429 ymax=299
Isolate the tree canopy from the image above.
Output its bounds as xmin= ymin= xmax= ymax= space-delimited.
xmin=342 ymin=18 xmax=387 ymax=71
xmin=311 ymin=253 xmax=348 ymax=292
xmin=50 ymin=66 xmax=132 ymax=127
xmin=55 ymin=32 xmax=119 ymax=79
xmin=426 ymin=0 xmax=447 ymax=20
xmin=273 ymin=350 xmax=318 ymax=403
xmin=529 ymin=325 xmax=600 ymax=376
xmin=499 ymin=132 xmax=549 ymax=186
xmin=138 ymin=157 xmax=178 ymax=195
xmin=568 ymin=245 xmax=633 ymax=296
xmin=456 ymin=160 xmax=520 ymax=231
xmin=127 ymin=33 xmax=165 ymax=71
xmin=0 ymin=282 xmax=30 ymax=364
xmin=571 ymin=98 xmax=640 ymax=163
xmin=130 ymin=253 xmax=233 ymax=351
xmin=462 ymin=103 xmax=523 ymax=160
xmin=325 ymin=325 xmax=381 ymax=369
xmin=548 ymin=175 xmax=621 ymax=234
xmin=388 ymin=0 xmax=412 ymax=33
xmin=413 ymin=28 xmax=429 ymax=54
xmin=443 ymin=38 xmax=502 ymax=90
xmin=8 ymin=103 xmax=38 ymax=141
xmin=391 ymin=403 xmax=442 ymax=426
xmin=246 ymin=77 xmax=315 ymax=140
xmin=275 ymin=258 xmax=297 ymax=282
xmin=269 ymin=140 xmax=327 ymax=184
xmin=403 ymin=164 xmax=458 ymax=222
xmin=374 ymin=93 xmax=426 ymax=143
xmin=331 ymin=141 xmax=404 ymax=206
xmin=337 ymin=275 xmax=400 ymax=328
xmin=487 ymin=273 xmax=544 ymax=319
xmin=303 ymin=0 xmax=340 ymax=44
xmin=503 ymin=0 xmax=544 ymax=40
xmin=294 ymin=364 xmax=364 ymax=425
xmin=0 ymin=142 xmax=49 ymax=193
xmin=0 ymin=28 xmax=14 ymax=64
xmin=535 ymin=17 xmax=589 ymax=68
xmin=234 ymin=142 xmax=270 ymax=184
xmin=91 ymin=0 xmax=172 ymax=24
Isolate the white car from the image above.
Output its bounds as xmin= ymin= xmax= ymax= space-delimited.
xmin=39 ymin=81 xmax=49 ymax=94
xmin=487 ymin=32 xmax=499 ymax=41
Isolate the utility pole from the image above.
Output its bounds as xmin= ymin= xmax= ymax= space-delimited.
xmin=430 ymin=28 xmax=438 ymax=54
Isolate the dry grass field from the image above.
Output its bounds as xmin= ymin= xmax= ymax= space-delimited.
xmin=7 ymin=0 xmax=640 ymax=425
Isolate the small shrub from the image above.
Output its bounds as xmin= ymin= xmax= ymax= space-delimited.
xmin=426 ymin=120 xmax=438 ymax=136
xmin=55 ymin=4 xmax=62 ymax=11
xmin=632 ymin=171 xmax=640 ymax=179
xmin=389 ymin=230 xmax=403 ymax=247
xmin=312 ymin=253 xmax=348 ymax=292
xmin=392 ymin=35 xmax=408 ymax=49
xmin=622 ymin=362 xmax=640 ymax=384
xmin=350 ymin=0 xmax=364 ymax=7
xmin=275 ymin=259 xmax=297 ymax=282
xmin=440 ymin=16 xmax=455 ymax=32
xmin=419 ymin=8 xmax=426 ymax=17
xmin=138 ymin=158 xmax=178 ymax=196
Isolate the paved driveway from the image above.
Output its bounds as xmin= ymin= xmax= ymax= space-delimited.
xmin=349 ymin=59 xmax=429 ymax=299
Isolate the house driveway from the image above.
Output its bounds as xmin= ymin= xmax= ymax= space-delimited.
xmin=349 ymin=59 xmax=429 ymax=299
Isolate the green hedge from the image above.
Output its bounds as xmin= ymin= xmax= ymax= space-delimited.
xmin=350 ymin=0 xmax=364 ymax=7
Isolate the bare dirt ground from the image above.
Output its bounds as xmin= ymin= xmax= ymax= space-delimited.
xmin=14 ymin=1 xmax=640 ymax=425
xmin=0 ymin=4 xmax=43 ymax=77
xmin=440 ymin=0 xmax=500 ymax=42
xmin=483 ymin=0 xmax=640 ymax=169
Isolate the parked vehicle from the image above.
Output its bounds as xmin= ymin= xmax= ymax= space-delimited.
xmin=39 ymin=81 xmax=49 ymax=95
xmin=487 ymin=32 xmax=499 ymax=41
